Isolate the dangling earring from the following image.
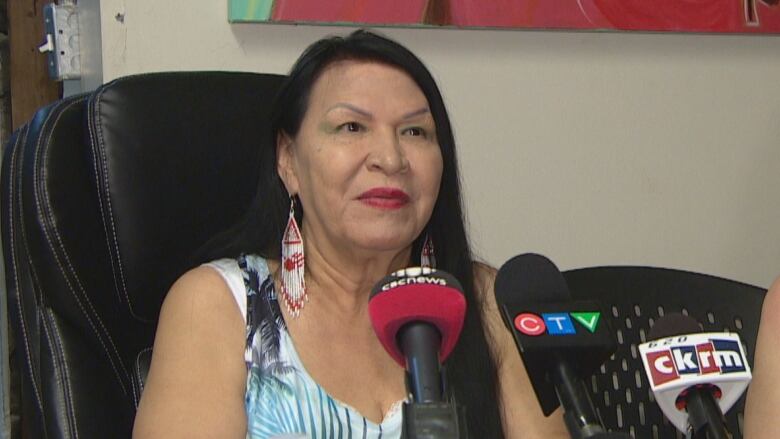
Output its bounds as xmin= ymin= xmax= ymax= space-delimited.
xmin=421 ymin=234 xmax=436 ymax=268
xmin=281 ymin=196 xmax=307 ymax=317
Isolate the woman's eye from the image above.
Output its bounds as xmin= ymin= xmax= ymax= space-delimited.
xmin=402 ymin=127 xmax=426 ymax=137
xmin=339 ymin=122 xmax=363 ymax=133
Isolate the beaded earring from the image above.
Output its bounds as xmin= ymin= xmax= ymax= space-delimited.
xmin=421 ymin=234 xmax=436 ymax=268
xmin=280 ymin=196 xmax=307 ymax=317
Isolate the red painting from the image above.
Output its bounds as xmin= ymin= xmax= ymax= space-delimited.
xmin=260 ymin=0 xmax=780 ymax=33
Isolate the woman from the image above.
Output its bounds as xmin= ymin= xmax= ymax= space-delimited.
xmin=133 ymin=30 xmax=567 ymax=438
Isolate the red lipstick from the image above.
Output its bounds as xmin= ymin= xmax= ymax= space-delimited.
xmin=358 ymin=187 xmax=410 ymax=209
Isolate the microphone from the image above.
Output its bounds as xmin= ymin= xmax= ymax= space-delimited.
xmin=369 ymin=266 xmax=468 ymax=438
xmin=639 ymin=313 xmax=752 ymax=439
xmin=494 ymin=253 xmax=625 ymax=439
xmin=369 ymin=266 xmax=466 ymax=402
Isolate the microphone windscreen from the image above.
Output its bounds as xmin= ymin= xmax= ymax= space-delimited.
xmin=368 ymin=267 xmax=466 ymax=367
xmin=492 ymin=253 xmax=617 ymax=416
xmin=494 ymin=253 xmax=570 ymax=305
xmin=648 ymin=313 xmax=703 ymax=340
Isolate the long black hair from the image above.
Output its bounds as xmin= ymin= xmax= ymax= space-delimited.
xmin=212 ymin=29 xmax=504 ymax=437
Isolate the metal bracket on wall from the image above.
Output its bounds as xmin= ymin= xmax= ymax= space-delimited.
xmin=38 ymin=3 xmax=81 ymax=81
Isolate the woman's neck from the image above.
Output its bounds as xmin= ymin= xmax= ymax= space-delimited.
xmin=302 ymin=238 xmax=411 ymax=315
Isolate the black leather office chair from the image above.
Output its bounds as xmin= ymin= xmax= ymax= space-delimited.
xmin=2 ymin=72 xmax=285 ymax=438
xmin=565 ymin=266 xmax=766 ymax=438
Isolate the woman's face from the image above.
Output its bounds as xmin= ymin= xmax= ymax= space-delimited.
xmin=277 ymin=60 xmax=443 ymax=257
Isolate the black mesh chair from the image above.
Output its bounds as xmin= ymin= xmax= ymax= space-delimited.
xmin=2 ymin=72 xmax=285 ymax=438
xmin=565 ymin=267 xmax=766 ymax=438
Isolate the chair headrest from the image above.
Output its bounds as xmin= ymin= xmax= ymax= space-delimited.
xmin=87 ymin=71 xmax=286 ymax=321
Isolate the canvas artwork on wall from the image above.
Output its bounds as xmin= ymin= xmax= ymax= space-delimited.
xmin=229 ymin=0 xmax=780 ymax=33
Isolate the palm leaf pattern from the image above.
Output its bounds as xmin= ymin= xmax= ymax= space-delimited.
xmin=236 ymin=254 xmax=402 ymax=439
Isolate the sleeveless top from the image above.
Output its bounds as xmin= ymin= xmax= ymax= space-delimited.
xmin=204 ymin=254 xmax=404 ymax=439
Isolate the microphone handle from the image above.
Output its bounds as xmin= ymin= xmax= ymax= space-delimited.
xmin=686 ymin=388 xmax=732 ymax=439
xmin=399 ymin=322 xmax=443 ymax=403
xmin=552 ymin=360 xmax=607 ymax=439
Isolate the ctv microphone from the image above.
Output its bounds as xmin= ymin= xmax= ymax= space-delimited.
xmin=494 ymin=253 xmax=627 ymax=439
xmin=369 ymin=266 xmax=468 ymax=438
xmin=639 ymin=313 xmax=751 ymax=439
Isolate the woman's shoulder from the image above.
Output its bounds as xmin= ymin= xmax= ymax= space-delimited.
xmin=469 ymin=261 xmax=504 ymax=354
xmin=149 ymin=263 xmax=248 ymax=385
xmin=162 ymin=252 xmax=272 ymax=322
xmin=470 ymin=261 xmax=498 ymax=310
xmin=134 ymin=264 xmax=248 ymax=438
xmin=472 ymin=261 xmax=497 ymax=288
xmin=161 ymin=264 xmax=243 ymax=324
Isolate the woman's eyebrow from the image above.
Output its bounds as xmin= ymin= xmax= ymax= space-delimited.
xmin=325 ymin=104 xmax=430 ymax=121
xmin=402 ymin=108 xmax=431 ymax=120
xmin=326 ymin=103 xmax=372 ymax=117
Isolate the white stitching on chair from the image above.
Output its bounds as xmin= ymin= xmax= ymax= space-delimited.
xmin=33 ymin=98 xmax=131 ymax=394
xmin=7 ymin=125 xmax=46 ymax=410
xmin=36 ymin=98 xmax=132 ymax=385
xmin=126 ymin=343 xmax=139 ymax=407
xmin=41 ymin=309 xmax=79 ymax=439
xmin=129 ymin=359 xmax=139 ymax=409
xmin=134 ymin=347 xmax=153 ymax=406
xmin=86 ymin=81 xmax=132 ymax=313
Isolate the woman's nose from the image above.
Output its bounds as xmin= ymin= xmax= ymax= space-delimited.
xmin=366 ymin=129 xmax=409 ymax=174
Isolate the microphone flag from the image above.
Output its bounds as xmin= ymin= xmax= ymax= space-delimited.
xmin=638 ymin=332 xmax=751 ymax=432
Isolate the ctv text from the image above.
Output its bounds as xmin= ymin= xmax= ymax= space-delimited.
xmin=513 ymin=311 xmax=600 ymax=336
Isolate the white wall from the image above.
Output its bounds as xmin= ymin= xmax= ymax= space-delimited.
xmin=77 ymin=0 xmax=104 ymax=91
xmin=96 ymin=0 xmax=780 ymax=287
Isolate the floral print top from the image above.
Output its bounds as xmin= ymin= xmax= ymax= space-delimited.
xmin=205 ymin=254 xmax=403 ymax=439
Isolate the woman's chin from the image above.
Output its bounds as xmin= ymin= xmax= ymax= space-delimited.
xmin=349 ymin=234 xmax=416 ymax=255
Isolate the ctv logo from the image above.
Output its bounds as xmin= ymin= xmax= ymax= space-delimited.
xmin=514 ymin=311 xmax=601 ymax=336
xmin=645 ymin=339 xmax=747 ymax=386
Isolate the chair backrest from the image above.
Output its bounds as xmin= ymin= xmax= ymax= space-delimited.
xmin=2 ymin=72 xmax=285 ymax=438
xmin=565 ymin=266 xmax=766 ymax=439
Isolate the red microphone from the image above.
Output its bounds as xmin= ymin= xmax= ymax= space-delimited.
xmin=369 ymin=267 xmax=466 ymax=403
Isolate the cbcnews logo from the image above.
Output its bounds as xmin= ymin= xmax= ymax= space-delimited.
xmin=645 ymin=338 xmax=747 ymax=386
xmin=514 ymin=311 xmax=601 ymax=336
xmin=381 ymin=267 xmax=447 ymax=291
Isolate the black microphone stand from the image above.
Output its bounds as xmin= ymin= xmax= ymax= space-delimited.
xmin=399 ymin=322 xmax=468 ymax=439
xmin=401 ymin=399 xmax=468 ymax=439
xmin=686 ymin=389 xmax=732 ymax=439
xmin=553 ymin=361 xmax=633 ymax=439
